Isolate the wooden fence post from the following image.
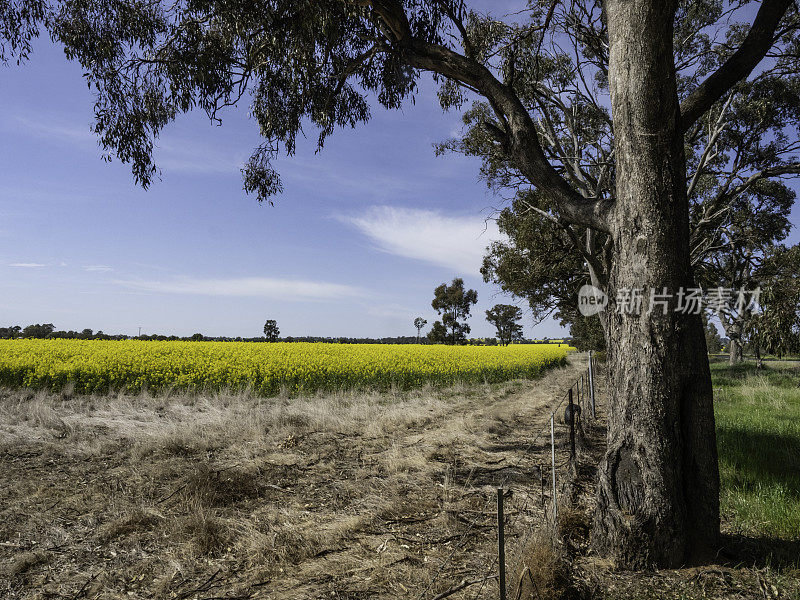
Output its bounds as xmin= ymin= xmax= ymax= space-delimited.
xmin=588 ymin=350 xmax=596 ymax=418
xmin=497 ymin=488 xmax=506 ymax=600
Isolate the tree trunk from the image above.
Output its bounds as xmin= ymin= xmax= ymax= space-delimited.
xmin=719 ymin=313 xmax=744 ymax=365
xmin=729 ymin=336 xmax=743 ymax=365
xmin=592 ymin=0 xmax=720 ymax=568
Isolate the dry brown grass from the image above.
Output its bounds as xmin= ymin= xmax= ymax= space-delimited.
xmin=0 ymin=357 xmax=592 ymax=599
xmin=97 ymin=507 xmax=163 ymax=542
xmin=4 ymin=356 xmax=792 ymax=600
xmin=508 ymin=525 xmax=571 ymax=600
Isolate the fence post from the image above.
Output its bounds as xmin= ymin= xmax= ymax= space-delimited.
xmin=568 ymin=388 xmax=576 ymax=459
xmin=497 ymin=488 xmax=506 ymax=600
xmin=540 ymin=463 xmax=545 ymax=508
xmin=550 ymin=413 xmax=557 ymax=523
xmin=588 ymin=350 xmax=596 ymax=419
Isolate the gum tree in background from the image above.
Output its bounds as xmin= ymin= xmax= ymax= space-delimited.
xmin=0 ymin=326 xmax=23 ymax=339
xmin=430 ymin=278 xmax=477 ymax=345
xmin=747 ymin=244 xmax=800 ymax=360
xmin=485 ymin=304 xmax=523 ymax=346
xmin=4 ymin=0 xmax=800 ymax=567
xmin=426 ymin=320 xmax=448 ymax=344
xmin=695 ymin=185 xmax=794 ymax=364
xmin=703 ymin=315 xmax=725 ymax=354
xmin=22 ymin=323 xmax=55 ymax=339
xmin=263 ymin=319 xmax=280 ymax=342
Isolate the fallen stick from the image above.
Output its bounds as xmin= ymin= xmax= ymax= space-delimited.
xmin=431 ymin=574 xmax=499 ymax=600
xmin=156 ymin=483 xmax=187 ymax=504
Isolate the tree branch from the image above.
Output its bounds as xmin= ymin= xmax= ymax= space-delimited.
xmin=726 ymin=162 xmax=800 ymax=199
xmin=355 ymin=0 xmax=613 ymax=232
xmin=686 ymin=93 xmax=734 ymax=199
xmin=680 ymin=0 xmax=793 ymax=132
xmin=518 ymin=199 xmax=607 ymax=286
xmin=404 ymin=38 xmax=613 ymax=231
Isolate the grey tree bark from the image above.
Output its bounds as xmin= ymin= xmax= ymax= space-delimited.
xmin=729 ymin=334 xmax=744 ymax=365
xmin=591 ymin=0 xmax=720 ymax=567
xmin=719 ymin=313 xmax=745 ymax=365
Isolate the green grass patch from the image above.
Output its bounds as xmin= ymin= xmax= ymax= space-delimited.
xmin=712 ymin=361 xmax=800 ymax=541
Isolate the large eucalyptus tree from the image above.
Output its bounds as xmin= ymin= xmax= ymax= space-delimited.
xmin=4 ymin=0 xmax=799 ymax=567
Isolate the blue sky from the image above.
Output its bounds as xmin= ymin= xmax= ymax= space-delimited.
xmin=2 ymin=3 xmax=798 ymax=340
xmin=0 ymin=31 xmax=551 ymax=339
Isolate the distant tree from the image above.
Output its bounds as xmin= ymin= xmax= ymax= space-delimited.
xmin=22 ymin=323 xmax=54 ymax=339
xmin=263 ymin=319 xmax=280 ymax=342
xmin=703 ymin=315 xmax=724 ymax=354
xmin=80 ymin=328 xmax=93 ymax=340
xmin=426 ymin=321 xmax=448 ymax=345
xmin=0 ymin=325 xmax=21 ymax=339
xmin=747 ymin=245 xmax=800 ymax=360
xmin=190 ymin=333 xmax=204 ymax=341
xmin=695 ymin=180 xmax=794 ymax=364
xmin=431 ymin=278 xmax=478 ymax=345
xmin=485 ymin=304 xmax=523 ymax=346
xmin=413 ymin=317 xmax=427 ymax=343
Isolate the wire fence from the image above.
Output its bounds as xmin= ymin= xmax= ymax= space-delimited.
xmin=419 ymin=351 xmax=605 ymax=600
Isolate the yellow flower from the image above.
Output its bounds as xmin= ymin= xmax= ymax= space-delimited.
xmin=0 ymin=339 xmax=572 ymax=396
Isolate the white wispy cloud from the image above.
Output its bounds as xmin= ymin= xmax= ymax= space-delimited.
xmin=115 ymin=276 xmax=363 ymax=301
xmin=83 ymin=265 xmax=114 ymax=272
xmin=12 ymin=116 xmax=95 ymax=145
xmin=341 ymin=206 xmax=502 ymax=275
xmin=154 ymin=140 xmax=245 ymax=175
xmin=8 ymin=262 xmax=47 ymax=268
xmin=7 ymin=113 xmax=243 ymax=175
xmin=364 ymin=302 xmax=417 ymax=320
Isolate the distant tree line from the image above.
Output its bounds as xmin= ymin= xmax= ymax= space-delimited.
xmin=0 ymin=324 xmax=126 ymax=340
xmin=4 ymin=284 xmax=587 ymax=346
xmin=0 ymin=322 xmax=571 ymax=346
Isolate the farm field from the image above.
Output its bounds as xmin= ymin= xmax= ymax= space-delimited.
xmin=1 ymin=355 xmax=798 ymax=599
xmin=0 ymin=340 xmax=571 ymax=396
xmin=0 ymin=355 xmax=590 ymax=599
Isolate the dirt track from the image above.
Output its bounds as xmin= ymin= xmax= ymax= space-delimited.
xmin=0 ymin=354 xmax=593 ymax=599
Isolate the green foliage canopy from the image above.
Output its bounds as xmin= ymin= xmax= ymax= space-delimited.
xmin=431 ymin=277 xmax=477 ymax=345
xmin=263 ymin=319 xmax=280 ymax=342
xmin=485 ymin=303 xmax=523 ymax=346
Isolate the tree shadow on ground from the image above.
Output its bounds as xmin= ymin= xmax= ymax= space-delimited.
xmin=714 ymin=423 xmax=799 ymax=571
xmin=718 ymin=533 xmax=800 ymax=570
xmin=717 ymin=426 xmax=800 ymax=491
xmin=710 ymin=360 xmax=800 ymax=385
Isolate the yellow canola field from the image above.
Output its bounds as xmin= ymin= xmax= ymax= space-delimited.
xmin=0 ymin=339 xmax=572 ymax=396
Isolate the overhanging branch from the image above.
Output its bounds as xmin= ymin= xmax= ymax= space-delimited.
xmin=680 ymin=0 xmax=793 ymax=132
xmin=354 ymin=0 xmax=613 ymax=233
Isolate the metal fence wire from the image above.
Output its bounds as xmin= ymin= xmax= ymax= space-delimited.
xmin=419 ymin=351 xmax=604 ymax=600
